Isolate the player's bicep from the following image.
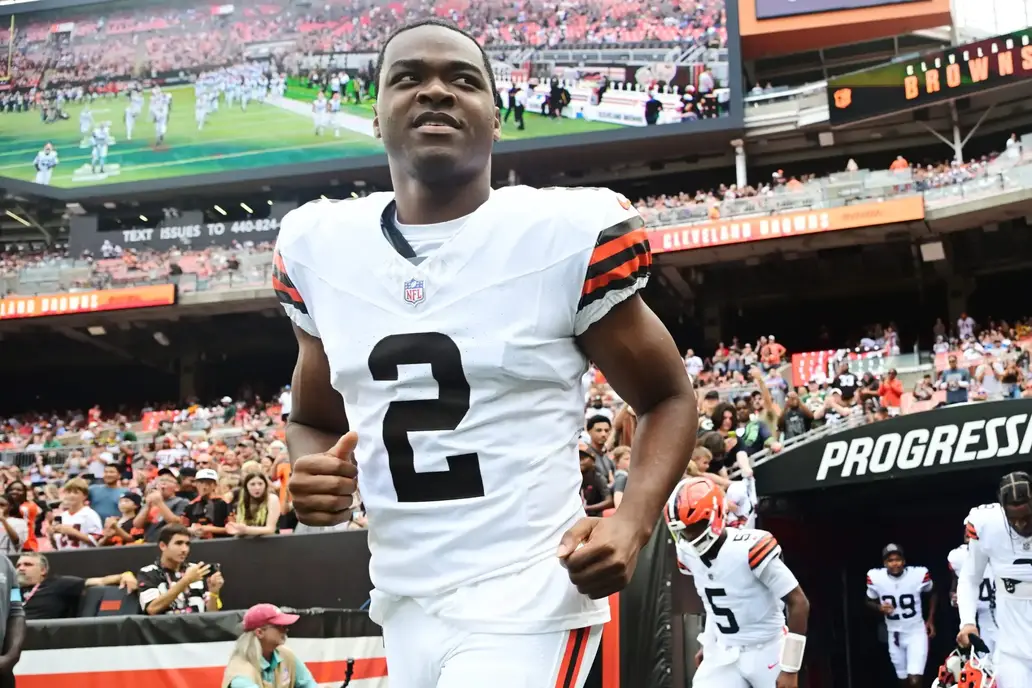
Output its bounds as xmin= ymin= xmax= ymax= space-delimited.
xmin=865 ymin=574 xmax=879 ymax=599
xmin=755 ymin=553 xmax=800 ymax=600
xmin=577 ymin=295 xmax=692 ymax=417
xmin=288 ymin=323 xmax=348 ymax=434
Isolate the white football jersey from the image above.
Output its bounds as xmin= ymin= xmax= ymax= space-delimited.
xmin=866 ymin=565 xmax=933 ymax=633
xmin=675 ymin=528 xmax=798 ymax=646
xmin=726 ymin=476 xmax=757 ymax=529
xmin=947 ymin=544 xmax=994 ymax=613
xmin=274 ymin=187 xmax=649 ymax=606
xmin=961 ymin=503 xmax=1032 ymax=660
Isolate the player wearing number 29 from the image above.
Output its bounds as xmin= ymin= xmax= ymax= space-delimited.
xmin=667 ymin=477 xmax=810 ymax=688
xmin=277 ymin=18 xmax=698 ymax=688
xmin=956 ymin=472 xmax=1032 ymax=688
xmin=865 ymin=544 xmax=937 ymax=687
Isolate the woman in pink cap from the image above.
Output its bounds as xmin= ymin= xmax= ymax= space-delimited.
xmin=222 ymin=603 xmax=316 ymax=688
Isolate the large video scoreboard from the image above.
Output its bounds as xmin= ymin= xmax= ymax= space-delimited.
xmin=827 ymin=28 xmax=1032 ymax=126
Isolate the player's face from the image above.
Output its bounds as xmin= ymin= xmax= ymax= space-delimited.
xmin=884 ymin=553 xmax=905 ymax=576
xmin=374 ymin=26 xmax=500 ymax=185
xmin=1005 ymin=502 xmax=1032 ymax=537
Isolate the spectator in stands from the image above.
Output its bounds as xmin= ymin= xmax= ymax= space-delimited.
xmin=0 ymin=497 xmax=27 ymax=555
xmin=583 ymin=416 xmax=615 ymax=486
xmin=878 ymin=369 xmax=904 ymax=416
xmin=578 ymin=445 xmax=613 ymax=515
xmin=1001 ymin=360 xmax=1024 ymax=399
xmin=814 ymin=389 xmax=855 ymax=425
xmin=87 ymin=462 xmax=128 ymax=522
xmin=611 ymin=446 xmax=631 ymax=509
xmin=138 ymin=523 xmax=223 ymax=615
xmin=223 ymin=603 xmax=317 ymax=688
xmin=15 ymin=552 xmax=137 ymax=620
xmin=4 ymin=482 xmax=39 ymax=552
xmin=778 ymin=391 xmax=813 ymax=440
xmin=0 ymin=550 xmax=23 ymax=688
xmin=134 ymin=472 xmax=189 ymax=542
xmin=226 ymin=473 xmax=280 ymax=537
xmin=938 ymin=355 xmax=971 ymax=405
xmin=98 ymin=492 xmax=141 ymax=546
xmin=50 ymin=478 xmax=103 ymax=550
xmin=183 ymin=468 xmax=230 ymax=539
xmin=913 ymin=374 xmax=935 ymax=401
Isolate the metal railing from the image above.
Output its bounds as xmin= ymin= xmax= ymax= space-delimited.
xmin=731 ymin=411 xmax=873 ymax=478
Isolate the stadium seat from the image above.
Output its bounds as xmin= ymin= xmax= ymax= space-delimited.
xmin=77 ymin=586 xmax=141 ymax=618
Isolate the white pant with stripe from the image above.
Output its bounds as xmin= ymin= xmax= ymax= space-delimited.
xmin=693 ymin=633 xmax=784 ymax=688
xmin=381 ymin=596 xmax=602 ymax=687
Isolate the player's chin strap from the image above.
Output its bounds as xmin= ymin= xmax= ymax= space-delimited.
xmin=778 ymin=632 xmax=806 ymax=673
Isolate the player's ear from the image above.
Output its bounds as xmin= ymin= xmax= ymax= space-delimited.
xmin=492 ymin=105 xmax=501 ymax=142
xmin=372 ymin=105 xmax=381 ymax=140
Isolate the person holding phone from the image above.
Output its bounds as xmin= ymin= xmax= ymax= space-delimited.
xmin=137 ymin=524 xmax=224 ymax=615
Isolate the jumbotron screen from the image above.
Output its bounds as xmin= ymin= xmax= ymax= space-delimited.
xmin=0 ymin=0 xmax=740 ymax=190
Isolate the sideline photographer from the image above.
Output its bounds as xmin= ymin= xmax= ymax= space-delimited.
xmin=223 ymin=604 xmax=319 ymax=688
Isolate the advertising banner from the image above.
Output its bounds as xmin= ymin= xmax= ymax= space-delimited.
xmin=790 ymin=348 xmax=887 ymax=386
xmin=755 ymin=0 xmax=922 ymax=19
xmin=0 ymin=284 xmax=176 ymax=321
xmin=69 ymin=205 xmax=296 ymax=254
xmin=649 ymin=195 xmax=924 ymax=254
xmin=828 ymin=27 xmax=1032 ymax=126
xmin=16 ymin=609 xmax=388 ymax=688
xmin=753 ymin=399 xmax=1032 ymax=494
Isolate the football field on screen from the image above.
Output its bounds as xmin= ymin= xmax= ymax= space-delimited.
xmin=0 ymin=85 xmax=621 ymax=189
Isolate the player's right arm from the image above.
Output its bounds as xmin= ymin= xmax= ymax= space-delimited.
xmin=275 ymin=212 xmax=356 ymax=526
xmin=956 ymin=520 xmax=989 ymax=645
xmin=864 ymin=570 xmax=891 ymax=615
xmin=751 ymin=534 xmax=809 ymax=683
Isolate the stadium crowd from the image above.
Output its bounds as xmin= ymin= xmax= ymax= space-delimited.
xmin=0 ymin=0 xmax=726 ymax=90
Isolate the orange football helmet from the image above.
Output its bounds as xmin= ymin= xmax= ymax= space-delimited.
xmin=665 ymin=477 xmax=727 ymax=555
xmin=932 ymin=638 xmax=995 ymax=688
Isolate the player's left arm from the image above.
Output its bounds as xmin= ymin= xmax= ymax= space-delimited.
xmin=752 ymin=535 xmax=809 ymax=675
xmin=577 ymin=294 xmax=697 ymax=543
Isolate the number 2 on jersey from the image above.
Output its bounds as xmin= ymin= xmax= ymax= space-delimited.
xmin=368 ymin=332 xmax=486 ymax=503
xmin=704 ymin=588 xmax=741 ymax=634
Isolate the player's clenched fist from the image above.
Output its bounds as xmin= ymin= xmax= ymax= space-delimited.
xmin=289 ymin=432 xmax=359 ymax=526
xmin=557 ymin=515 xmax=645 ymax=599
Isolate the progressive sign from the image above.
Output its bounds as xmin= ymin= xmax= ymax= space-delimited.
xmin=754 ymin=399 xmax=1032 ymax=494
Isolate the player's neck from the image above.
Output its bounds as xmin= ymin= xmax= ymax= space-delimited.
xmin=392 ymin=172 xmax=492 ymax=225
xmin=703 ymin=533 xmax=727 ymax=561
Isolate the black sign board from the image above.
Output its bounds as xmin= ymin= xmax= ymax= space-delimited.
xmin=755 ymin=0 xmax=923 ymax=19
xmin=754 ymin=399 xmax=1032 ymax=494
xmin=827 ymin=28 xmax=1032 ymax=126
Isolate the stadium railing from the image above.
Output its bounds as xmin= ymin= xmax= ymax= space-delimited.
xmin=731 ymin=411 xmax=874 ymax=478
xmin=5 ymin=154 xmax=1032 ymax=298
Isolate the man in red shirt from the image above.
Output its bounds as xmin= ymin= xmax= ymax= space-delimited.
xmin=878 ymin=369 xmax=904 ymax=416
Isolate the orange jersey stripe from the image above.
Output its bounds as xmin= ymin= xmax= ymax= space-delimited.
xmin=588 ymin=226 xmax=649 ymax=268
xmin=272 ymin=273 xmax=303 ymax=304
xmin=965 ymin=523 xmax=979 ymax=540
xmin=273 ymin=249 xmax=288 ymax=274
xmin=748 ymin=535 xmax=778 ymax=569
xmin=581 ymin=249 xmax=651 ymax=297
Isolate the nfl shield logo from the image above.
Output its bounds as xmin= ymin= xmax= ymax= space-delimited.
xmin=403 ymin=279 xmax=425 ymax=305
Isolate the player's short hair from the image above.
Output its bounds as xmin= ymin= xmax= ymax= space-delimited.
xmin=586 ymin=415 xmax=611 ymax=431
xmin=373 ymin=18 xmax=497 ymax=100
xmin=999 ymin=471 xmax=1032 ymax=506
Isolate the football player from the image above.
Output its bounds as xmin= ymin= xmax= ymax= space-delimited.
xmin=948 ymin=524 xmax=996 ymax=653
xmin=668 ymin=477 xmax=809 ymax=688
xmin=958 ymin=471 xmax=1032 ymax=687
xmin=865 ymin=544 xmax=937 ymax=687
xmin=280 ymin=18 xmax=697 ymax=688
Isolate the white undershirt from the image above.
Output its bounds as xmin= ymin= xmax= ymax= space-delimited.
xmin=393 ymin=211 xmax=471 ymax=265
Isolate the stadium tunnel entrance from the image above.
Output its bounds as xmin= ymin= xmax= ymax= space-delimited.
xmin=749 ymin=464 xmax=1012 ymax=688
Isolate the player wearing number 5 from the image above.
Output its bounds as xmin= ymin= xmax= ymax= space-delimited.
xmin=865 ymin=544 xmax=937 ymax=687
xmin=278 ymin=18 xmax=697 ymax=688
xmin=668 ymin=477 xmax=810 ymax=688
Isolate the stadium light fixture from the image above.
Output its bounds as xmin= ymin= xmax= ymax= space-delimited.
xmin=87 ymin=326 xmax=106 ymax=336
xmin=139 ymin=215 xmax=148 ymax=222
xmin=4 ymin=210 xmax=31 ymax=227
xmin=267 ymin=200 xmax=274 ymax=206
xmin=240 ymin=203 xmax=253 ymax=214
xmin=320 ymin=195 xmax=329 ymax=200
xmin=153 ymin=331 xmax=171 ymax=347
xmin=214 ymin=205 xmax=227 ymax=216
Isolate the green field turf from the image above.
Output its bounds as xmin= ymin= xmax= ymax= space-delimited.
xmin=283 ymin=80 xmax=624 ymax=142
xmin=0 ymin=82 xmax=622 ymax=189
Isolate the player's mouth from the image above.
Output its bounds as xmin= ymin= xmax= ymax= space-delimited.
xmin=412 ymin=112 xmax=461 ymax=132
